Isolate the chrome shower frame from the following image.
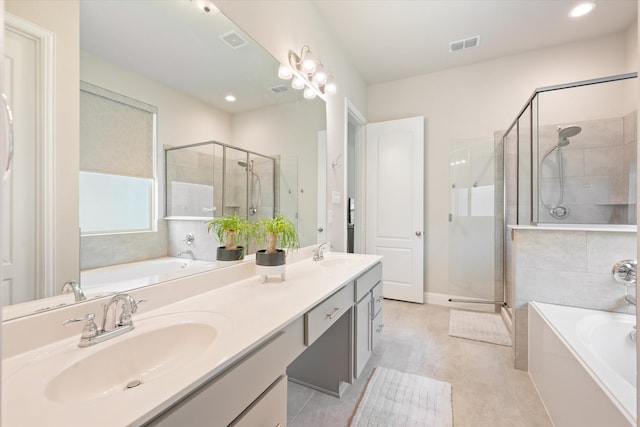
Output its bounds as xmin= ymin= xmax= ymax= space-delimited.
xmin=500 ymin=72 xmax=637 ymax=226
xmin=496 ymin=72 xmax=637 ymax=313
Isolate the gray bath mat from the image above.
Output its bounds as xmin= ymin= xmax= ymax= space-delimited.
xmin=449 ymin=309 xmax=512 ymax=346
xmin=350 ymin=367 xmax=453 ymax=427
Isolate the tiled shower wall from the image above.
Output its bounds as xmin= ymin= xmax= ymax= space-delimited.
xmin=538 ymin=111 xmax=637 ymax=224
xmin=510 ymin=227 xmax=636 ymax=370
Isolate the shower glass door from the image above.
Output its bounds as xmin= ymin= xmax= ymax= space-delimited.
xmin=449 ymin=140 xmax=497 ymax=306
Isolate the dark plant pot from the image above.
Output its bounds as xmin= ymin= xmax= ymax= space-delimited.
xmin=255 ymin=249 xmax=286 ymax=266
xmin=216 ymin=246 xmax=244 ymax=261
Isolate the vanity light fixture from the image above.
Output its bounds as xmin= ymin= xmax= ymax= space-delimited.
xmin=192 ymin=0 xmax=219 ymax=15
xmin=278 ymin=45 xmax=336 ymax=100
xmin=569 ymin=2 xmax=597 ymax=18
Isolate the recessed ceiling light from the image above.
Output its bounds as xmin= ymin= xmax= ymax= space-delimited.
xmin=225 ymin=95 xmax=236 ymax=102
xmin=569 ymin=2 xmax=597 ymax=18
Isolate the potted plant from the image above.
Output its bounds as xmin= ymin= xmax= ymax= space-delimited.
xmin=254 ymin=214 xmax=299 ymax=281
xmin=207 ymin=213 xmax=251 ymax=261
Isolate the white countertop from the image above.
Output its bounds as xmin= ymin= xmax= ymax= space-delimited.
xmin=2 ymin=252 xmax=382 ymax=427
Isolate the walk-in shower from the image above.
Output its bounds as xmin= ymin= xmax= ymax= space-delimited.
xmin=237 ymin=160 xmax=262 ymax=215
xmin=165 ymin=141 xmax=276 ymax=223
xmin=500 ymin=73 xmax=637 ymax=227
xmin=497 ymin=72 xmax=637 ymax=312
xmin=539 ymin=125 xmax=582 ymax=219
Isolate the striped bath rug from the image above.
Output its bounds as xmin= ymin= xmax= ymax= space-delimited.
xmin=350 ymin=367 xmax=453 ymax=427
xmin=448 ymin=309 xmax=512 ymax=346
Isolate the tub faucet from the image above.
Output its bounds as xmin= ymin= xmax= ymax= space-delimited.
xmin=178 ymin=249 xmax=196 ymax=260
xmin=313 ymin=242 xmax=331 ymax=261
xmin=612 ymin=259 xmax=636 ymax=306
xmin=63 ymin=293 xmax=142 ymax=348
xmin=61 ymin=280 xmax=86 ymax=302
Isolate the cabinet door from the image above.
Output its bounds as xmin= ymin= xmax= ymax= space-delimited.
xmin=354 ymin=294 xmax=371 ymax=378
xmin=231 ymin=375 xmax=287 ymax=427
xmin=372 ymin=309 xmax=384 ymax=350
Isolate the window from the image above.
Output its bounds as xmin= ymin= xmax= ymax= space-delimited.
xmin=79 ymin=82 xmax=158 ymax=235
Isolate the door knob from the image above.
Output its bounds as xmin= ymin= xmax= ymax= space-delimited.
xmin=317 ymin=227 xmax=324 ymax=232
xmin=415 ymin=231 xmax=422 ymax=236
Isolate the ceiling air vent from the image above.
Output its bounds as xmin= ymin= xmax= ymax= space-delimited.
xmin=449 ymin=36 xmax=480 ymax=53
xmin=220 ymin=30 xmax=248 ymax=49
xmin=270 ymin=85 xmax=289 ymax=94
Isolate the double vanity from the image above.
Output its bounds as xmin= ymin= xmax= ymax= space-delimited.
xmin=2 ymin=247 xmax=383 ymax=426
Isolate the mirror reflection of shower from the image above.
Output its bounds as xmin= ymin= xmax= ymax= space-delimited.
xmin=539 ymin=125 xmax=582 ymax=220
xmin=238 ymin=159 xmax=262 ymax=215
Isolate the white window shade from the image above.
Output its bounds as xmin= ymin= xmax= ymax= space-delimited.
xmin=80 ymin=82 xmax=156 ymax=178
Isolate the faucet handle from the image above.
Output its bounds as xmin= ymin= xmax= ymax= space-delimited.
xmin=63 ymin=313 xmax=99 ymax=339
xmin=613 ymin=259 xmax=637 ymax=286
xmin=116 ymin=295 xmax=142 ymax=326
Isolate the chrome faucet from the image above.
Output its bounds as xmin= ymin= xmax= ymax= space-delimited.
xmin=313 ymin=242 xmax=331 ymax=261
xmin=101 ymin=293 xmax=139 ymax=332
xmin=61 ymin=280 xmax=86 ymax=302
xmin=63 ymin=293 xmax=142 ymax=348
xmin=178 ymin=249 xmax=196 ymax=260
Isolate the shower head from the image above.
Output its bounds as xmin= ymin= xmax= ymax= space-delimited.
xmin=556 ymin=125 xmax=581 ymax=147
xmin=238 ymin=160 xmax=257 ymax=175
xmin=558 ymin=125 xmax=582 ymax=139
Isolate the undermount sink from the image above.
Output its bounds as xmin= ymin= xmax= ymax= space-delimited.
xmin=318 ymin=254 xmax=368 ymax=268
xmin=4 ymin=311 xmax=230 ymax=408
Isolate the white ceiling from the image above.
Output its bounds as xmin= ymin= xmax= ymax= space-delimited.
xmin=311 ymin=0 xmax=638 ymax=84
xmin=81 ymin=1 xmax=637 ymax=110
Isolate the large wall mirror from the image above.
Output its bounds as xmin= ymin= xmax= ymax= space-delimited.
xmin=2 ymin=0 xmax=326 ymax=320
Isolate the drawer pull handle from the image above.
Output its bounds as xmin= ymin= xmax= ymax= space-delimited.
xmin=326 ymin=307 xmax=342 ymax=320
xmin=377 ymin=323 xmax=385 ymax=333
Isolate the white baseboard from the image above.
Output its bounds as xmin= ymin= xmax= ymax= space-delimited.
xmin=425 ymin=292 xmax=499 ymax=313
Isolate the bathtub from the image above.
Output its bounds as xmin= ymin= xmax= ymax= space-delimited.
xmin=81 ymin=257 xmax=216 ymax=294
xmin=529 ymin=301 xmax=636 ymax=427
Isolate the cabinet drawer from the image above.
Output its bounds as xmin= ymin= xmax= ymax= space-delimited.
xmin=372 ymin=310 xmax=384 ymax=349
xmin=354 ymin=262 xmax=382 ymax=302
xmin=305 ymin=282 xmax=353 ymax=346
xmin=371 ymin=281 xmax=383 ymax=317
xmin=230 ymin=375 xmax=287 ymax=427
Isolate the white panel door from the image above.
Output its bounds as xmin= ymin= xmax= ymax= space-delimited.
xmin=2 ymin=25 xmax=38 ymax=305
xmin=366 ymin=117 xmax=424 ymax=303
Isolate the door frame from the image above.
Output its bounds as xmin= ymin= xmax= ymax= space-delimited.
xmin=344 ymin=99 xmax=366 ymax=253
xmin=5 ymin=13 xmax=55 ymax=299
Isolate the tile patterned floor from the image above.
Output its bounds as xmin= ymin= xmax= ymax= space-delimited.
xmin=287 ymin=300 xmax=552 ymax=427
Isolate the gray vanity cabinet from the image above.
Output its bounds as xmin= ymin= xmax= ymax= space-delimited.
xmin=230 ymin=374 xmax=288 ymax=427
xmin=353 ymin=263 xmax=383 ymax=379
xmin=145 ymin=317 xmax=305 ymax=427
